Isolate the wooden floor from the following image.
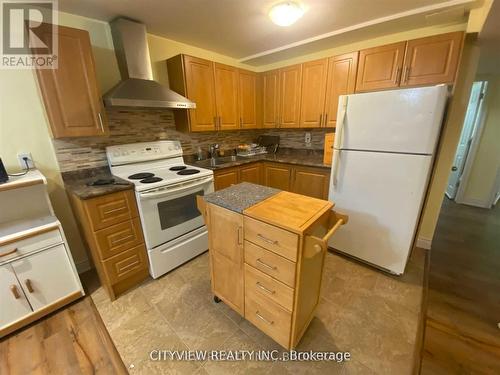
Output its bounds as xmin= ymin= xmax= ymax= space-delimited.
xmin=0 ymin=289 xmax=126 ymax=374
xmin=420 ymin=198 xmax=500 ymax=374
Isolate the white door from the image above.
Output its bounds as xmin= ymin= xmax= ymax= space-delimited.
xmin=11 ymin=245 xmax=80 ymax=311
xmin=446 ymin=81 xmax=486 ymax=199
xmin=328 ymin=150 xmax=432 ymax=274
xmin=0 ymin=264 xmax=32 ymax=329
xmin=338 ymin=85 xmax=448 ymax=154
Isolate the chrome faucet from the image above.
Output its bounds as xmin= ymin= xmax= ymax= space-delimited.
xmin=208 ymin=143 xmax=220 ymax=158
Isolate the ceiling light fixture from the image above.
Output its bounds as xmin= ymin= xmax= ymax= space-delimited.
xmin=269 ymin=2 xmax=305 ymax=27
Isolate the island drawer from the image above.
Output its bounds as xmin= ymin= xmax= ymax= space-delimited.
xmin=244 ymin=241 xmax=296 ymax=287
xmin=95 ymin=218 xmax=144 ymax=260
xmin=245 ymin=264 xmax=294 ymax=311
xmin=245 ymin=284 xmax=292 ymax=348
xmin=244 ymin=217 xmax=298 ymax=261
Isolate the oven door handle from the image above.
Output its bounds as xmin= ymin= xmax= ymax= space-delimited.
xmin=139 ymin=176 xmax=213 ymax=200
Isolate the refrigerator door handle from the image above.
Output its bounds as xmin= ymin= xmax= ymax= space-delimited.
xmin=331 ymin=149 xmax=341 ymax=186
xmin=335 ymin=96 xmax=348 ymax=150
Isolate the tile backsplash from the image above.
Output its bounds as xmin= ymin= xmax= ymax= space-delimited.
xmin=53 ymin=108 xmax=331 ymax=172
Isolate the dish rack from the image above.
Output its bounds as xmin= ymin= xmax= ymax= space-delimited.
xmin=236 ymin=145 xmax=268 ymax=157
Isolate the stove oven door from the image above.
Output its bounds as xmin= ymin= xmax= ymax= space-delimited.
xmin=137 ymin=176 xmax=214 ymax=249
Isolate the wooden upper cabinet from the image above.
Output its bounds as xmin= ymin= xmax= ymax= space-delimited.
xmin=35 ymin=24 xmax=108 ymax=138
xmin=238 ymin=69 xmax=259 ymax=129
xmin=355 ymin=42 xmax=406 ymax=92
xmin=183 ymin=56 xmax=217 ymax=132
xmin=324 ymin=52 xmax=358 ymax=128
xmin=262 ymin=69 xmax=280 ymax=128
xmin=401 ymin=32 xmax=463 ymax=87
xmin=214 ymin=63 xmax=240 ymax=130
xmin=279 ymin=64 xmax=302 ymax=128
xmin=300 ymin=59 xmax=328 ymax=128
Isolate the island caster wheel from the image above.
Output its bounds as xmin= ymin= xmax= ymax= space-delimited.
xmin=213 ymin=295 xmax=221 ymax=303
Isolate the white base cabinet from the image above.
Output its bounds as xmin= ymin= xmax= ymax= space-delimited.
xmin=0 ymin=264 xmax=32 ymax=328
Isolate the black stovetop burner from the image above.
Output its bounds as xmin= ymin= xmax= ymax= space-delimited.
xmin=140 ymin=176 xmax=163 ymax=184
xmin=129 ymin=172 xmax=154 ymax=180
xmin=169 ymin=165 xmax=187 ymax=171
xmin=177 ymin=169 xmax=200 ymax=176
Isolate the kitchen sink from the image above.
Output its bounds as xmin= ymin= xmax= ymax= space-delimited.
xmin=195 ymin=155 xmax=245 ymax=168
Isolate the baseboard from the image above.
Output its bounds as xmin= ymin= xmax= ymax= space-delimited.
xmin=416 ymin=237 xmax=432 ymax=250
xmin=75 ymin=259 xmax=92 ymax=274
xmin=457 ymin=197 xmax=491 ymax=208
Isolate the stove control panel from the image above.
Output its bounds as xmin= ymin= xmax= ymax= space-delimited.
xmin=106 ymin=141 xmax=182 ymax=166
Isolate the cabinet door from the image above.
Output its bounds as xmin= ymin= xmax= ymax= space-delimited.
xmin=300 ymin=59 xmax=328 ymax=128
xmin=214 ymin=168 xmax=239 ymax=191
xmin=264 ymin=164 xmax=291 ymax=191
xmin=214 ymin=63 xmax=240 ymax=130
xmin=355 ymin=42 xmax=406 ymax=92
xmin=35 ymin=24 xmax=107 ymax=138
xmin=401 ymin=32 xmax=463 ymax=87
xmin=324 ymin=52 xmax=358 ymax=128
xmin=208 ymin=204 xmax=244 ymax=314
xmin=239 ymin=164 xmax=261 ymax=185
xmin=291 ymin=166 xmax=330 ymax=199
xmin=0 ymin=264 xmax=32 ymax=329
xmin=11 ymin=245 xmax=80 ymax=311
xmin=262 ymin=70 xmax=280 ymax=128
xmin=183 ymin=55 xmax=217 ymax=132
xmin=279 ymin=64 xmax=302 ymax=128
xmin=238 ymin=70 xmax=259 ymax=129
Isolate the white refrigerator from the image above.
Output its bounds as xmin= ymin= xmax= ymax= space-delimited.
xmin=328 ymin=85 xmax=448 ymax=275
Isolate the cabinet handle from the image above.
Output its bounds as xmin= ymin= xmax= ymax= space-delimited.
xmin=256 ymin=281 xmax=275 ymax=295
xmin=403 ymin=66 xmax=411 ymax=83
xmin=237 ymin=226 xmax=243 ymax=245
xmin=0 ymin=248 xmax=17 ymax=258
xmin=25 ymin=279 xmax=34 ymax=293
xmin=218 ymin=116 xmax=222 ymax=129
xmin=324 ymin=113 xmax=328 ymax=127
xmin=104 ymin=206 xmax=126 ymax=215
xmin=10 ymin=285 xmax=20 ymax=299
xmin=98 ymin=113 xmax=104 ymax=133
xmin=256 ymin=258 xmax=277 ymax=270
xmin=239 ymin=117 xmax=243 ymax=128
xmin=257 ymin=233 xmax=278 ymax=245
xmin=319 ymin=114 xmax=323 ymax=127
xmin=213 ymin=116 xmax=218 ymax=129
xmin=256 ymin=311 xmax=274 ymax=325
xmin=395 ymin=67 xmax=402 ymax=84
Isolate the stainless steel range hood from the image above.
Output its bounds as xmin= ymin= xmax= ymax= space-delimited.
xmin=104 ymin=18 xmax=195 ymax=109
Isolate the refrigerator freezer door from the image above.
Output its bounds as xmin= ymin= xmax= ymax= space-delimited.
xmin=338 ymin=85 xmax=448 ymax=154
xmin=328 ymin=150 xmax=432 ymax=274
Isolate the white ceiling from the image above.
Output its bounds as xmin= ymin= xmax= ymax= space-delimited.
xmin=58 ymin=0 xmax=478 ymax=65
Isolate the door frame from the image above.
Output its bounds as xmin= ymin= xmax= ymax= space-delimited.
xmin=455 ymin=81 xmax=489 ymax=205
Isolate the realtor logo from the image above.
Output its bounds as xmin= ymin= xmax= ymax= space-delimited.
xmin=1 ymin=0 xmax=58 ymax=68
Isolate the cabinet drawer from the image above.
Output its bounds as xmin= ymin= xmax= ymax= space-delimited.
xmin=95 ymin=218 xmax=144 ymax=260
xmin=103 ymin=244 xmax=148 ymax=285
xmin=244 ymin=241 xmax=296 ymax=287
xmin=244 ymin=217 xmax=298 ymax=261
xmin=245 ymin=284 xmax=292 ymax=348
xmin=86 ymin=190 xmax=138 ymax=231
xmin=0 ymin=227 xmax=62 ymax=264
xmin=245 ymin=264 xmax=294 ymax=311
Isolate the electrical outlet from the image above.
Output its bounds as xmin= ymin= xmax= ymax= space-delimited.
xmin=18 ymin=152 xmax=34 ymax=169
xmin=305 ymin=132 xmax=312 ymax=144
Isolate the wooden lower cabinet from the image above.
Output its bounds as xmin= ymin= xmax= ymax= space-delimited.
xmin=263 ymin=163 xmax=292 ymax=191
xmin=292 ymin=166 xmax=330 ymax=200
xmin=69 ymin=190 xmax=149 ymax=300
xmin=200 ymin=191 xmax=347 ymax=349
xmin=214 ymin=162 xmax=330 ymax=199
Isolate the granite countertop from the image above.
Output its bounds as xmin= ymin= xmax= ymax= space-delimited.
xmin=62 ymin=167 xmax=134 ymax=200
xmin=203 ymin=182 xmax=280 ymax=213
xmin=186 ymin=148 xmax=329 ymax=171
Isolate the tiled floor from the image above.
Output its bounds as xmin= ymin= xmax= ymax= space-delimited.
xmin=90 ymin=249 xmax=426 ymax=374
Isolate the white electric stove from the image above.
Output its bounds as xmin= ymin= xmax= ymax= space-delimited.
xmin=106 ymin=141 xmax=214 ymax=279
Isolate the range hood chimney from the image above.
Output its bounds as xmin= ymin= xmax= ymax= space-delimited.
xmin=104 ymin=18 xmax=195 ymax=109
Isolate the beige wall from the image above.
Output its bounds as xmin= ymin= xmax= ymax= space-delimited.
xmin=417 ymin=35 xmax=481 ymax=245
xmin=461 ymin=74 xmax=500 ymax=206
